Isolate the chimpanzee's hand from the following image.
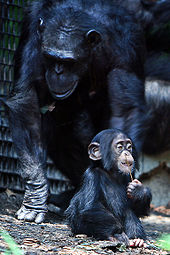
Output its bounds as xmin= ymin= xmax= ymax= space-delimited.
xmin=16 ymin=180 xmax=48 ymax=223
xmin=127 ymin=179 xmax=142 ymax=199
xmin=129 ymin=238 xmax=147 ymax=248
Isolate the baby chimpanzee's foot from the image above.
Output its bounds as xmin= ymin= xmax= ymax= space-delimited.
xmin=109 ymin=232 xmax=129 ymax=246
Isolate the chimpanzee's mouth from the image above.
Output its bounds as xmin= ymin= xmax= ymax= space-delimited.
xmin=119 ymin=162 xmax=133 ymax=173
xmin=51 ymin=81 xmax=78 ymax=100
xmin=121 ymin=162 xmax=132 ymax=167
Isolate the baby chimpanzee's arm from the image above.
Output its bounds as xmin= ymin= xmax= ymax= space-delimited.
xmin=127 ymin=179 xmax=152 ymax=217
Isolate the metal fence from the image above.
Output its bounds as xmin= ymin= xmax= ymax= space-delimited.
xmin=0 ymin=0 xmax=71 ymax=194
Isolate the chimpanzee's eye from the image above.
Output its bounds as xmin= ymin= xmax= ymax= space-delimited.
xmin=127 ymin=143 xmax=132 ymax=151
xmin=117 ymin=143 xmax=123 ymax=151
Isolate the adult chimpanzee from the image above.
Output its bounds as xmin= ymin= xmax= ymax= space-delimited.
xmin=6 ymin=0 xmax=147 ymax=223
xmin=66 ymin=129 xmax=152 ymax=247
xmin=138 ymin=0 xmax=170 ymax=154
xmin=117 ymin=0 xmax=170 ymax=154
xmin=142 ymin=55 xmax=170 ymax=154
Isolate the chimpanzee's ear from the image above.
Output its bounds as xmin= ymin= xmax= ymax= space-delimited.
xmin=85 ymin=29 xmax=101 ymax=46
xmin=88 ymin=142 xmax=102 ymax=161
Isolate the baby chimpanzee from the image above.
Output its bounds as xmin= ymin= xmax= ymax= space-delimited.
xmin=66 ymin=129 xmax=152 ymax=247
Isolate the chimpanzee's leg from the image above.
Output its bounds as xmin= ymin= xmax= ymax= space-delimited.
xmin=67 ymin=206 xmax=129 ymax=245
xmin=124 ymin=209 xmax=146 ymax=240
xmin=6 ymin=90 xmax=48 ymax=223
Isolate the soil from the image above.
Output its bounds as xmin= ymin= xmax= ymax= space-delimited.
xmin=0 ymin=190 xmax=169 ymax=255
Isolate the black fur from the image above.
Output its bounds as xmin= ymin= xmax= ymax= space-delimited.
xmin=116 ymin=0 xmax=155 ymax=28
xmin=143 ymin=53 xmax=170 ymax=154
xmin=66 ymin=129 xmax=152 ymax=243
xmin=145 ymin=0 xmax=170 ymax=52
xmin=143 ymin=0 xmax=170 ymax=154
xmin=5 ymin=0 xmax=147 ymax=222
xmin=119 ymin=0 xmax=170 ymax=154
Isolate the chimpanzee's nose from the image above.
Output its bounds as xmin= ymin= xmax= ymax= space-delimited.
xmin=55 ymin=63 xmax=63 ymax=75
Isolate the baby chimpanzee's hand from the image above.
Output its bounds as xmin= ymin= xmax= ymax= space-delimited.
xmin=127 ymin=179 xmax=142 ymax=199
xmin=129 ymin=238 xmax=147 ymax=248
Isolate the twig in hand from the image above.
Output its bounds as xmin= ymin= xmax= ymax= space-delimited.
xmin=129 ymin=169 xmax=133 ymax=182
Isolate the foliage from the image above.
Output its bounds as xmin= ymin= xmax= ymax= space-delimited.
xmin=156 ymin=234 xmax=170 ymax=251
xmin=0 ymin=230 xmax=23 ymax=255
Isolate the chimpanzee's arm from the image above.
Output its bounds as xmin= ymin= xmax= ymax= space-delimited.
xmin=107 ymin=69 xmax=148 ymax=153
xmin=66 ymin=168 xmax=127 ymax=242
xmin=6 ymin=88 xmax=48 ymax=224
xmin=127 ymin=179 xmax=152 ymax=217
xmin=5 ymin=15 xmax=48 ymax=223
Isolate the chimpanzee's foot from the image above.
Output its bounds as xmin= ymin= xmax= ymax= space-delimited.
xmin=16 ymin=180 xmax=48 ymax=223
xmin=129 ymin=238 xmax=147 ymax=247
xmin=109 ymin=232 xmax=129 ymax=246
xmin=16 ymin=206 xmax=46 ymax=223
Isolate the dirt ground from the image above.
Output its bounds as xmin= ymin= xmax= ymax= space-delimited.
xmin=0 ymin=190 xmax=169 ymax=255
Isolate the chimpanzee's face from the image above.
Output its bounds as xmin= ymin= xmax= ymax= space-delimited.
xmin=41 ymin=25 xmax=87 ymax=100
xmin=112 ymin=133 xmax=134 ymax=174
xmin=88 ymin=131 xmax=135 ymax=175
xmin=39 ymin=16 xmax=101 ymax=100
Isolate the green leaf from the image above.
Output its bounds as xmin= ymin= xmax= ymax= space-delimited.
xmin=0 ymin=230 xmax=23 ymax=255
xmin=156 ymin=234 xmax=170 ymax=251
xmin=40 ymin=105 xmax=49 ymax=114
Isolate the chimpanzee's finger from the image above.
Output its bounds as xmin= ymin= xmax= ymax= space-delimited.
xmin=35 ymin=212 xmax=46 ymax=224
xmin=133 ymin=179 xmax=142 ymax=185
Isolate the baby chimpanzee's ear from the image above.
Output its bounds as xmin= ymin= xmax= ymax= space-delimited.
xmin=88 ymin=142 xmax=102 ymax=161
